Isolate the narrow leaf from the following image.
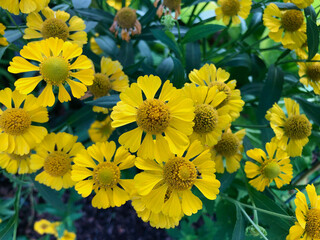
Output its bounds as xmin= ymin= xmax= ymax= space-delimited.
xmin=182 ymin=24 xmax=225 ymax=43
xmin=85 ymin=95 xmax=120 ymax=108
xmin=306 ymin=15 xmax=319 ymax=60
xmin=151 ymin=29 xmax=181 ymax=59
xmin=294 ymin=97 xmax=320 ymax=126
xmin=232 ymin=205 xmax=245 ymax=240
xmin=172 ymin=57 xmax=185 ymax=88
xmin=185 ymin=42 xmax=201 ymax=73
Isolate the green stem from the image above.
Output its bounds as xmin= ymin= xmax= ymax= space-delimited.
xmin=6 ymin=11 xmax=24 ymax=36
xmin=233 ymin=124 xmax=270 ymax=129
xmin=13 ymin=176 xmax=23 ymax=240
xmin=187 ymin=4 xmax=198 ymax=26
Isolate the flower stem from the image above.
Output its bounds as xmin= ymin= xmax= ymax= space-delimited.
xmin=13 ymin=176 xmax=23 ymax=240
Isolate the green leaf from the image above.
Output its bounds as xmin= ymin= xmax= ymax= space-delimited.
xmin=182 ymin=24 xmax=225 ymax=43
xmin=185 ymin=42 xmax=201 ymax=74
xmin=224 ymin=53 xmax=251 ymax=69
xmin=85 ymin=95 xmax=120 ymax=108
xmin=172 ymin=57 xmax=185 ymax=88
xmin=75 ymin=9 xmax=114 ymax=24
xmin=294 ymin=97 xmax=320 ymax=126
xmin=272 ymin=2 xmax=299 ymax=10
xmin=95 ymin=35 xmax=118 ymax=58
xmin=306 ymin=15 xmax=319 ymax=60
xmin=232 ymin=205 xmax=245 ymax=240
xmin=156 ymin=57 xmax=174 ymax=81
xmin=0 ymin=216 xmax=15 ymax=240
xmin=0 ymin=46 xmax=8 ymax=60
xmin=117 ymin=41 xmax=134 ymax=67
xmin=72 ymin=0 xmax=91 ymax=8
xmin=151 ymin=29 xmax=181 ymax=59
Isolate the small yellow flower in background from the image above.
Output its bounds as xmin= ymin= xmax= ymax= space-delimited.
xmin=109 ymin=7 xmax=141 ymax=42
xmin=0 ymin=0 xmax=49 ymax=15
xmin=24 ymin=7 xmax=87 ymax=46
xmin=154 ymin=0 xmax=181 ymax=19
xmin=31 ymin=132 xmax=84 ymax=191
xmin=34 ymin=219 xmax=57 ymax=236
xmin=59 ymin=230 xmax=76 ymax=240
xmin=134 ymin=140 xmax=220 ymax=218
xmin=107 ymin=0 xmax=131 ymax=10
xmin=189 ymin=64 xmax=244 ymax=121
xmin=266 ymin=98 xmax=312 ymax=157
xmin=111 ymin=75 xmax=195 ymax=160
xmin=0 ymin=218 xmax=2 ymax=223
xmin=283 ymin=0 xmax=314 ymax=9
xmin=0 ymin=150 xmax=36 ymax=174
xmin=298 ymin=53 xmax=320 ymax=95
xmin=182 ymin=83 xmax=231 ymax=147
xmin=263 ymin=3 xmax=306 ymax=50
xmin=0 ymin=88 xmax=48 ymax=155
xmin=8 ymin=37 xmax=94 ymax=107
xmin=286 ymin=184 xmax=320 ymax=240
xmin=211 ymin=127 xmax=245 ymax=174
xmin=0 ymin=23 xmax=8 ymax=46
xmin=72 ymin=141 xmax=136 ymax=209
xmin=90 ymin=34 xmax=103 ymax=55
xmin=245 ymin=141 xmax=293 ymax=192
xmin=215 ymin=0 xmax=252 ymax=25
xmin=88 ymin=116 xmax=114 ymax=143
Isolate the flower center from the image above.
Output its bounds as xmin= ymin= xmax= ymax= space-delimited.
xmin=221 ymin=0 xmax=240 ymax=16
xmin=163 ymin=0 xmax=181 ymax=10
xmin=116 ymin=7 xmax=137 ymax=29
xmin=209 ymin=82 xmax=231 ymax=107
xmin=39 ymin=56 xmax=70 ymax=85
xmin=305 ymin=209 xmax=320 ymax=239
xmin=43 ymin=152 xmax=71 ymax=177
xmin=284 ymin=115 xmax=312 ymax=140
xmin=163 ymin=157 xmax=197 ymax=191
xmin=263 ymin=162 xmax=280 ymax=179
xmin=89 ymin=73 xmax=112 ymax=98
xmin=193 ymin=104 xmax=218 ymax=134
xmin=136 ymin=99 xmax=171 ymax=134
xmin=214 ymin=132 xmax=239 ymax=157
xmin=41 ymin=18 xmax=69 ymax=41
xmin=281 ymin=10 xmax=304 ymax=32
xmin=93 ymin=162 xmax=120 ymax=188
xmin=0 ymin=108 xmax=31 ymax=135
xmin=306 ymin=64 xmax=320 ymax=82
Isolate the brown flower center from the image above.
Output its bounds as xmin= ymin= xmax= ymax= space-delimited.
xmin=193 ymin=104 xmax=218 ymax=134
xmin=305 ymin=209 xmax=320 ymax=238
xmin=41 ymin=18 xmax=69 ymax=41
xmin=221 ymin=0 xmax=240 ymax=16
xmin=281 ymin=10 xmax=304 ymax=32
xmin=214 ymin=132 xmax=239 ymax=157
xmin=44 ymin=152 xmax=71 ymax=177
xmin=116 ymin=7 xmax=137 ymax=29
xmin=306 ymin=64 xmax=320 ymax=82
xmin=89 ymin=73 xmax=112 ymax=98
xmin=0 ymin=108 xmax=31 ymax=135
xmin=284 ymin=115 xmax=312 ymax=140
xmin=163 ymin=0 xmax=181 ymax=10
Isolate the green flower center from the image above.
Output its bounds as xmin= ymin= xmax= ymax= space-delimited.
xmin=193 ymin=104 xmax=218 ymax=134
xmin=306 ymin=209 xmax=320 ymax=239
xmin=44 ymin=152 xmax=71 ymax=177
xmin=221 ymin=0 xmax=240 ymax=16
xmin=163 ymin=0 xmax=181 ymax=10
xmin=0 ymin=108 xmax=31 ymax=135
xmin=263 ymin=162 xmax=280 ymax=179
xmin=116 ymin=7 xmax=137 ymax=29
xmin=136 ymin=99 xmax=171 ymax=134
xmin=306 ymin=64 xmax=320 ymax=82
xmin=163 ymin=157 xmax=197 ymax=191
xmin=281 ymin=10 xmax=304 ymax=32
xmin=89 ymin=73 xmax=112 ymax=98
xmin=93 ymin=162 xmax=120 ymax=188
xmin=40 ymin=56 xmax=70 ymax=85
xmin=41 ymin=18 xmax=69 ymax=41
xmin=284 ymin=115 xmax=312 ymax=140
xmin=214 ymin=132 xmax=239 ymax=157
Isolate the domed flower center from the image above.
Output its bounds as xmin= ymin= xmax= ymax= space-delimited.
xmin=281 ymin=10 xmax=304 ymax=32
xmin=214 ymin=132 xmax=239 ymax=157
xmin=221 ymin=0 xmax=240 ymax=16
xmin=163 ymin=0 xmax=181 ymax=10
xmin=89 ymin=73 xmax=112 ymax=98
xmin=193 ymin=104 xmax=218 ymax=134
xmin=116 ymin=7 xmax=137 ymax=29
xmin=284 ymin=115 xmax=312 ymax=140
xmin=0 ymin=108 xmax=31 ymax=135
xmin=163 ymin=157 xmax=197 ymax=191
xmin=136 ymin=99 xmax=171 ymax=134
xmin=263 ymin=162 xmax=280 ymax=179
xmin=93 ymin=162 xmax=120 ymax=188
xmin=209 ymin=82 xmax=231 ymax=107
xmin=305 ymin=209 xmax=320 ymax=238
xmin=44 ymin=152 xmax=71 ymax=177
xmin=40 ymin=56 xmax=70 ymax=85
xmin=41 ymin=18 xmax=69 ymax=41
xmin=306 ymin=64 xmax=320 ymax=82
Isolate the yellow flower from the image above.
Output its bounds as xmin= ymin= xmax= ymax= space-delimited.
xmin=211 ymin=128 xmax=245 ymax=173
xmin=263 ymin=3 xmax=306 ymax=50
xmin=154 ymin=0 xmax=181 ymax=19
xmin=245 ymin=141 xmax=293 ymax=192
xmin=287 ymin=184 xmax=320 ymax=240
xmin=134 ymin=140 xmax=220 ymax=218
xmin=88 ymin=116 xmax=114 ymax=143
xmin=24 ymin=7 xmax=87 ymax=46
xmin=111 ymin=75 xmax=195 ymax=160
xmin=189 ymin=63 xmax=244 ymax=121
xmin=0 ymin=150 xmax=36 ymax=174
xmin=0 ymin=88 xmax=48 ymax=155
xmin=182 ymin=83 xmax=231 ymax=147
xmin=34 ymin=219 xmax=57 ymax=236
xmin=0 ymin=0 xmax=49 ymax=15
xmin=59 ymin=230 xmax=76 ymax=240
xmin=283 ymin=0 xmax=314 ymax=9
xmin=107 ymin=0 xmax=131 ymax=10
xmin=72 ymin=142 xmax=136 ymax=209
xmin=30 ymin=132 xmax=84 ymax=191
xmin=8 ymin=37 xmax=94 ymax=107
xmin=215 ymin=0 xmax=252 ymax=25
xmin=109 ymin=7 xmax=141 ymax=42
xmin=298 ymin=53 xmax=320 ymax=95
xmin=90 ymin=35 xmax=103 ymax=55
xmin=266 ymin=98 xmax=312 ymax=157
xmin=0 ymin=23 xmax=8 ymax=46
